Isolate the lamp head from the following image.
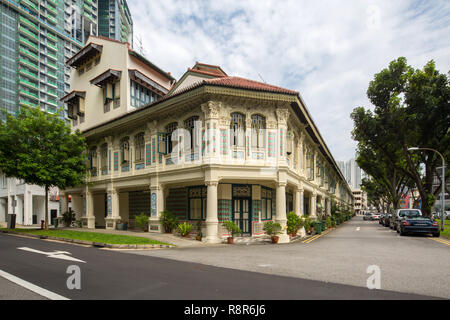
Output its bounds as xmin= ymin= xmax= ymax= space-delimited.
xmin=407 ymin=147 xmax=419 ymax=151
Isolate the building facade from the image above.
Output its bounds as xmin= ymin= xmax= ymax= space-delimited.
xmin=0 ymin=0 xmax=133 ymax=226
xmin=338 ymin=158 xmax=364 ymax=190
xmin=60 ymin=37 xmax=354 ymax=243
xmin=98 ymin=0 xmax=133 ymax=45
xmin=352 ymin=188 xmax=367 ymax=214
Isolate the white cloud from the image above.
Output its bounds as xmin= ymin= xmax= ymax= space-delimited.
xmin=128 ymin=0 xmax=450 ymax=161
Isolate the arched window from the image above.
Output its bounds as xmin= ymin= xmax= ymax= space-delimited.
xmin=134 ymin=133 xmax=145 ymax=162
xmin=230 ymin=112 xmax=245 ymax=147
xmin=184 ymin=116 xmax=199 ymax=153
xmin=165 ymin=122 xmax=178 ymax=154
xmin=89 ymin=147 xmax=97 ymax=170
xmin=120 ymin=137 xmax=130 ymax=164
xmin=100 ymin=143 xmax=108 ymax=170
xmin=251 ymin=114 xmax=265 ymax=149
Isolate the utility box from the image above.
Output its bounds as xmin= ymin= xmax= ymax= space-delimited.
xmin=7 ymin=214 xmax=16 ymax=229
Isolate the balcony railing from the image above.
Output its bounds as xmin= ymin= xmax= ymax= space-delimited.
xmin=19 ymin=89 xmax=39 ymax=100
xmin=19 ymin=78 xmax=39 ymax=90
xmin=19 ymin=58 xmax=38 ymax=71
xmin=19 ymin=68 xmax=38 ymax=80
xmin=19 ymin=47 xmax=38 ymax=61
xmin=19 ymin=16 xmax=38 ymax=31
xmin=19 ymin=36 xmax=38 ymax=50
xmin=19 ymin=26 xmax=39 ymax=41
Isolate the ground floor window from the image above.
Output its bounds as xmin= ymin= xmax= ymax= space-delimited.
xmin=188 ymin=186 xmax=206 ymax=220
xmin=261 ymin=187 xmax=272 ymax=220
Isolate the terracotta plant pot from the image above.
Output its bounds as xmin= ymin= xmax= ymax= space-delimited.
xmin=183 ymin=233 xmax=190 ymax=238
xmin=271 ymin=236 xmax=279 ymax=244
xmin=227 ymin=237 xmax=234 ymax=244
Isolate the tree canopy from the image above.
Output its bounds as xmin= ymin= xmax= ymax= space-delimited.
xmin=0 ymin=107 xmax=87 ymax=228
xmin=352 ymin=57 xmax=449 ymax=217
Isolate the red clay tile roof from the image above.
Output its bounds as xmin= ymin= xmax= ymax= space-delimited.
xmin=204 ymin=76 xmax=298 ymax=95
xmin=187 ymin=68 xmax=227 ymax=78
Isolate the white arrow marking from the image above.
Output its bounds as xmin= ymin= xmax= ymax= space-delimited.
xmin=18 ymin=247 xmax=86 ymax=263
xmin=356 ymin=227 xmax=361 ymax=231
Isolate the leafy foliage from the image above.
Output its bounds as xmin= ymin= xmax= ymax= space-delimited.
xmin=286 ymin=212 xmax=303 ymax=235
xmin=0 ymin=107 xmax=87 ymax=229
xmin=263 ymin=221 xmax=283 ymax=236
xmin=159 ymin=210 xmax=178 ymax=233
xmin=62 ymin=210 xmax=76 ymax=227
xmin=223 ymin=220 xmax=242 ymax=237
xmin=352 ymin=57 xmax=449 ymax=217
xmin=135 ymin=213 xmax=149 ymax=231
xmin=177 ymin=222 xmax=193 ymax=237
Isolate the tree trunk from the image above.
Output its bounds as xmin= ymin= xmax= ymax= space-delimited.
xmin=45 ymin=185 xmax=49 ymax=230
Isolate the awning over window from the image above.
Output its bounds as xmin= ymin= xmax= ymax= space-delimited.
xmin=128 ymin=69 xmax=169 ymax=96
xmin=61 ymin=91 xmax=86 ymax=119
xmin=90 ymin=69 xmax=122 ymax=87
xmin=60 ymin=90 xmax=86 ymax=104
xmin=66 ymin=43 xmax=103 ymax=69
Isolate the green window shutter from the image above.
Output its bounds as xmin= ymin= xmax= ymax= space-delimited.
xmin=157 ymin=132 xmax=167 ymax=154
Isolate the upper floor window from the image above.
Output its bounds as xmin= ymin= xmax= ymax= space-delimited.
xmin=134 ymin=133 xmax=145 ymax=162
xmin=120 ymin=137 xmax=130 ymax=164
xmin=184 ymin=116 xmax=199 ymax=153
xmin=88 ymin=147 xmax=97 ymax=170
xmin=230 ymin=112 xmax=245 ymax=147
xmin=251 ymin=114 xmax=265 ymax=149
xmin=165 ymin=122 xmax=178 ymax=154
xmin=100 ymin=143 xmax=108 ymax=170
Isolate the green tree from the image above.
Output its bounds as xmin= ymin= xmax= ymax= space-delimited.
xmin=353 ymin=57 xmax=449 ymax=217
xmin=0 ymin=107 xmax=87 ymax=229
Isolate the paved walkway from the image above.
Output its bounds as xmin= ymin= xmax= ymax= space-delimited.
xmin=62 ymin=227 xmax=307 ymax=247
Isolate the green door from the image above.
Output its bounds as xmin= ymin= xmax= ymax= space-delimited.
xmin=233 ymin=198 xmax=251 ymax=235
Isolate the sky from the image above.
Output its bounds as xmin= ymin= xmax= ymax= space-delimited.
xmin=127 ymin=0 xmax=450 ymax=162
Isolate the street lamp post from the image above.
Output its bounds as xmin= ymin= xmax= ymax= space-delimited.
xmin=408 ymin=147 xmax=446 ymax=232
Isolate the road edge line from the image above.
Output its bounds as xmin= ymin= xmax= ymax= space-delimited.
xmin=0 ymin=269 xmax=69 ymax=300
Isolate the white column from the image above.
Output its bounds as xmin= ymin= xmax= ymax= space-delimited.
xmin=310 ymin=191 xmax=317 ymax=219
xmin=275 ymin=182 xmax=290 ymax=243
xmin=294 ymin=187 xmax=301 ymax=217
xmin=85 ymin=191 xmax=95 ymax=228
xmin=105 ymin=188 xmax=121 ymax=230
xmin=149 ymin=182 xmax=164 ymax=233
xmin=203 ymin=181 xmax=221 ymax=243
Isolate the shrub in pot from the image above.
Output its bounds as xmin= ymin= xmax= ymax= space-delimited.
xmin=195 ymin=220 xmax=203 ymax=241
xmin=177 ymin=222 xmax=193 ymax=238
xmin=286 ymin=211 xmax=303 ymax=237
xmin=263 ymin=221 xmax=283 ymax=243
xmin=62 ymin=209 xmax=76 ymax=227
xmin=159 ymin=210 xmax=178 ymax=233
xmin=135 ymin=212 xmax=149 ymax=231
xmin=223 ymin=220 xmax=242 ymax=244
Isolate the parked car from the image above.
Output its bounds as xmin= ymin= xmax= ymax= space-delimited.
xmin=363 ymin=212 xmax=373 ymax=221
xmin=379 ymin=213 xmax=386 ymax=225
xmin=384 ymin=213 xmax=392 ymax=227
xmin=396 ymin=209 xmax=440 ymax=237
xmin=392 ymin=209 xmax=421 ymax=231
xmin=372 ymin=212 xmax=381 ymax=220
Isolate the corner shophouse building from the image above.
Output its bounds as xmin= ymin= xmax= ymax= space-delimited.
xmin=61 ymin=36 xmax=354 ymax=243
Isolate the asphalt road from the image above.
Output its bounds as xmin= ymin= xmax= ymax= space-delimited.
xmin=124 ymin=215 xmax=450 ymax=299
xmin=0 ymin=226 xmax=440 ymax=300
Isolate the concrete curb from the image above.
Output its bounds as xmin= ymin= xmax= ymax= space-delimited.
xmin=0 ymin=230 xmax=174 ymax=249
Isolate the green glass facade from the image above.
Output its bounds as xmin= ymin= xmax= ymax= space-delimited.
xmin=98 ymin=0 xmax=133 ymax=45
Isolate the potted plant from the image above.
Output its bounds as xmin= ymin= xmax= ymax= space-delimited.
xmin=303 ymin=217 xmax=312 ymax=235
xmin=135 ymin=212 xmax=149 ymax=232
xmin=263 ymin=221 xmax=283 ymax=243
xmin=62 ymin=209 xmax=76 ymax=227
xmin=159 ymin=210 xmax=178 ymax=233
xmin=286 ymin=211 xmax=303 ymax=238
xmin=223 ymin=220 xmax=242 ymax=244
xmin=177 ymin=222 xmax=193 ymax=238
xmin=195 ymin=220 xmax=203 ymax=241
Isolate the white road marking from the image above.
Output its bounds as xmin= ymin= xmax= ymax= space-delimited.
xmin=356 ymin=227 xmax=360 ymax=231
xmin=18 ymin=247 xmax=86 ymax=263
xmin=0 ymin=269 xmax=69 ymax=300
